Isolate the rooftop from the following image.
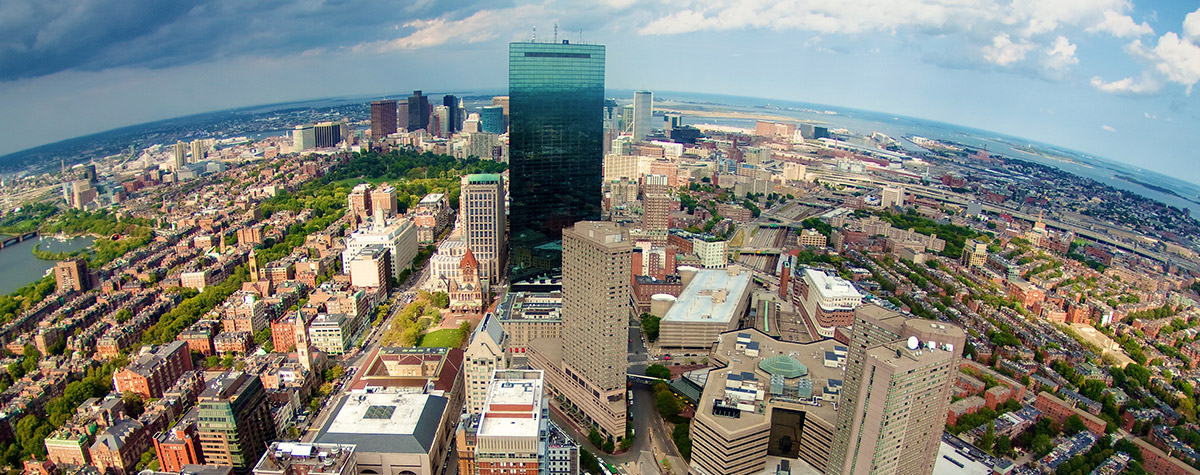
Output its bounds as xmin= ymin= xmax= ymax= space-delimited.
xmin=478 ymin=372 xmax=544 ymax=439
xmin=801 ymin=268 xmax=862 ymax=301
xmin=316 ymin=391 xmax=447 ymax=455
xmin=254 ymin=442 xmax=356 ymax=475
xmin=663 ymin=267 xmax=751 ymax=324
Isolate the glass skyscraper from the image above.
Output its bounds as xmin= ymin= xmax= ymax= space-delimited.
xmin=508 ymin=41 xmax=605 ymax=281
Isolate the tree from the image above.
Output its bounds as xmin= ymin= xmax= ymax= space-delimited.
xmin=588 ymin=429 xmax=604 ymax=449
xmin=656 ymin=390 xmax=681 ymax=418
xmin=1032 ymin=433 xmax=1054 ymax=457
xmin=979 ymin=421 xmax=996 ymax=452
xmin=431 ymin=291 xmax=450 ymax=309
xmin=323 ymin=365 xmax=344 ymax=382
xmin=641 ymin=313 xmax=661 ymax=342
xmin=602 ymin=437 xmax=615 ymax=453
xmin=580 ymin=449 xmax=602 ymax=474
xmin=995 ymin=435 xmax=1012 ymax=458
xmin=1063 ymin=414 xmax=1087 ymax=436
xmin=123 ymin=391 xmax=145 ymax=419
xmin=645 ymin=364 xmax=671 ymax=380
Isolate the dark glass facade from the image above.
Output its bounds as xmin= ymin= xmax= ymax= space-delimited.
xmin=508 ymin=41 xmax=605 ymax=281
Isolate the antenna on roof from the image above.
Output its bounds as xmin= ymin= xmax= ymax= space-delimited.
xmin=554 ymin=22 xmax=558 ymax=44
xmin=531 ymin=26 xmax=536 ymax=43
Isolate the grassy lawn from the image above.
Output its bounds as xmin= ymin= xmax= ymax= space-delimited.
xmin=418 ymin=328 xmax=464 ymax=348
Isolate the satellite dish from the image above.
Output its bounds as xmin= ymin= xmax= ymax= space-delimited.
xmin=906 ymin=336 xmax=919 ymax=350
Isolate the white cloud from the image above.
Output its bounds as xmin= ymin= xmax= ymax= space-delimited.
xmin=1086 ymin=9 xmax=1153 ymax=37
xmin=982 ymin=33 xmax=1034 ymax=66
xmin=1101 ymin=124 xmax=1116 ymax=132
xmin=1150 ymin=32 xmax=1200 ymax=95
xmin=1185 ymin=7 xmax=1200 ymax=43
xmin=1042 ymin=36 xmax=1078 ymax=76
xmin=354 ymin=5 xmax=545 ymax=52
xmin=1145 ymin=112 xmax=1157 ymax=119
xmin=1089 ymin=75 xmax=1161 ymax=94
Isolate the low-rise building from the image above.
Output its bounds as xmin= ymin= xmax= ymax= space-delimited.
xmin=658 ymin=266 xmax=752 ymax=350
xmin=113 ymin=340 xmax=194 ymax=399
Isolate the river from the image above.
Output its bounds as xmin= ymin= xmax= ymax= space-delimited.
xmin=0 ymin=235 xmax=95 ymax=295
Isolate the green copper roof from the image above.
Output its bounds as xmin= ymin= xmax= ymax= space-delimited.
xmin=467 ymin=173 xmax=502 ymax=184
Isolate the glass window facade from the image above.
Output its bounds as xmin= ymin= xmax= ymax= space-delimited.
xmin=507 ymin=41 xmax=606 ymax=281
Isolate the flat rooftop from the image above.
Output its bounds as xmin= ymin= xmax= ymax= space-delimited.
xmin=702 ymin=328 xmax=845 ymax=431
xmin=255 ymin=442 xmax=356 ymax=475
xmin=478 ymin=378 xmax=543 ymax=439
xmin=315 ymin=391 xmax=447 ymax=455
xmin=663 ymin=268 xmax=751 ymax=324
xmin=802 ymin=268 xmax=862 ymax=300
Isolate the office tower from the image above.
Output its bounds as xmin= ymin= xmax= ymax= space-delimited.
xmin=480 ymin=106 xmax=504 ymax=134
xmin=433 ymin=105 xmax=450 ymax=138
xmin=190 ymin=139 xmax=207 ymax=162
xmin=370 ymin=100 xmax=398 ymax=140
xmin=827 ymin=306 xmax=966 ymax=475
xmin=293 ymin=125 xmax=315 ymax=151
xmin=407 ymin=90 xmax=431 ymax=131
xmin=620 ymin=105 xmax=634 ymax=132
xmin=463 ymin=113 xmax=480 ymax=133
xmin=508 ymin=40 xmax=606 ymax=280
xmin=54 ymin=258 xmax=89 ymax=292
xmin=443 ymin=95 xmax=461 ymax=133
xmin=398 ymin=102 xmax=410 ymax=130
xmin=528 ymin=221 xmax=630 ymax=440
xmin=313 ymin=121 xmax=343 ymax=148
xmin=197 ymin=372 xmax=276 ymax=474
xmin=174 ymin=141 xmax=187 ymax=170
xmin=492 ymin=96 xmax=509 ymax=132
xmin=632 ymin=90 xmax=653 ymax=141
xmin=460 ymin=174 xmax=506 ymax=285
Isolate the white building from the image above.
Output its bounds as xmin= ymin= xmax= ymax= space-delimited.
xmin=463 ymin=313 xmax=508 ymax=416
xmin=342 ymin=216 xmax=417 ymax=281
xmin=796 ymin=268 xmax=863 ymax=338
xmin=693 ymin=238 xmax=728 ymax=269
xmin=881 ymin=186 xmax=905 ymax=208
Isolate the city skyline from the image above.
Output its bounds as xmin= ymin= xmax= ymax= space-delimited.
xmin=1 ymin=1 xmax=1198 ymax=185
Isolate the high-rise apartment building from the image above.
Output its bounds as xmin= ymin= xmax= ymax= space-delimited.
xmin=881 ymin=186 xmax=905 ymax=208
xmin=642 ymin=174 xmax=672 ymax=233
xmin=370 ymin=183 xmax=398 ymax=219
xmin=197 ymin=372 xmax=276 ymax=474
xmin=508 ymin=41 xmax=605 ymax=280
xmin=54 ymin=257 xmax=89 ymax=292
xmin=370 ymin=100 xmax=398 ymax=140
xmin=528 ymin=221 xmax=630 ymax=440
xmin=407 ymin=90 xmax=431 ymax=131
xmin=826 ymin=305 xmax=966 ymax=475
xmin=460 ymin=174 xmax=507 ymax=285
xmin=962 ymin=239 xmax=988 ymax=268
xmin=348 ymin=183 xmax=372 ymax=221
xmin=190 ymin=139 xmax=207 ymax=162
xmin=632 ymin=90 xmax=653 ymax=141
xmin=480 ymin=106 xmax=505 ymax=134
xmin=174 ymin=141 xmax=188 ymax=170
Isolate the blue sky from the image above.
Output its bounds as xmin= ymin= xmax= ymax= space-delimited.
xmin=1 ymin=0 xmax=1198 ymax=183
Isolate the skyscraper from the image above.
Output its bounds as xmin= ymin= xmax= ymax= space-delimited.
xmin=508 ymin=40 xmax=606 ymax=280
xmin=407 ymin=90 xmax=431 ymax=131
xmin=460 ymin=174 xmax=506 ymax=285
xmin=370 ymin=100 xmax=398 ymax=140
xmin=826 ymin=305 xmax=966 ymax=475
xmin=190 ymin=139 xmax=207 ymax=162
xmin=480 ymin=106 xmax=505 ymax=134
xmin=443 ymin=95 xmax=461 ymax=133
xmin=632 ymin=90 xmax=653 ymax=141
xmin=197 ymin=372 xmax=276 ymax=474
xmin=528 ymin=221 xmax=630 ymax=440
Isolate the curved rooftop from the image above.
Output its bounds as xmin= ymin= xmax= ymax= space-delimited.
xmin=759 ymin=354 xmax=808 ymax=378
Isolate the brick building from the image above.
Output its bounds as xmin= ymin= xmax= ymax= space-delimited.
xmin=112 ymin=340 xmax=194 ymax=399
